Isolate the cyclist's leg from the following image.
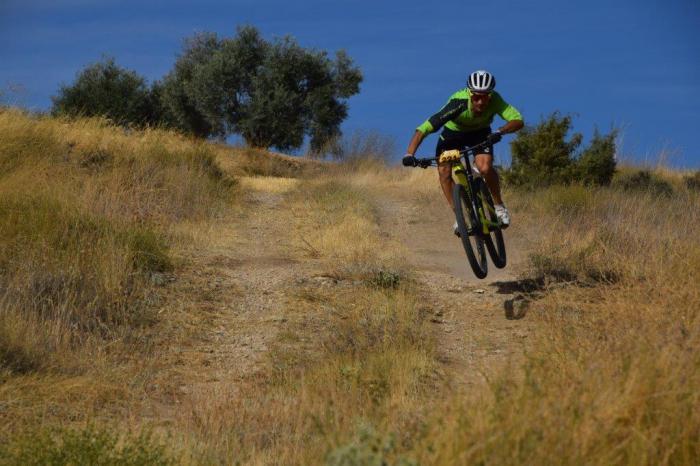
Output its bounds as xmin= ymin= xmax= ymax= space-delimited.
xmin=474 ymin=151 xmax=503 ymax=205
xmin=436 ymin=135 xmax=456 ymax=209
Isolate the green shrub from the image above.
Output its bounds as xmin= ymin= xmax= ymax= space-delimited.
xmin=684 ymin=171 xmax=700 ymax=191
xmin=612 ymin=170 xmax=674 ymax=196
xmin=508 ymin=112 xmax=581 ymax=187
xmin=507 ymin=113 xmax=617 ymax=188
xmin=51 ymin=57 xmax=164 ymax=128
xmin=368 ymin=269 xmax=402 ymax=289
xmin=574 ymin=129 xmax=617 ymax=186
xmin=326 ymin=425 xmax=416 ymax=466
xmin=0 ymin=426 xmax=174 ymax=466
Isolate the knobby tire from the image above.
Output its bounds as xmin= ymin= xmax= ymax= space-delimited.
xmin=453 ymin=183 xmax=488 ymax=279
xmin=475 ymin=178 xmax=507 ymax=268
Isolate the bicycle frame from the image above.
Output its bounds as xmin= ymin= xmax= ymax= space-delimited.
xmin=449 ymin=147 xmax=500 ymax=236
xmin=414 ymin=139 xmax=501 ymax=235
xmin=411 ymin=138 xmax=508 ymax=276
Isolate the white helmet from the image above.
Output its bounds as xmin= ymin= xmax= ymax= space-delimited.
xmin=467 ymin=70 xmax=496 ymax=93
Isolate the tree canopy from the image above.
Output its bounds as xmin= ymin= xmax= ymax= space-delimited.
xmin=51 ymin=26 xmax=362 ymax=151
xmin=51 ymin=57 xmax=162 ymax=127
xmin=160 ymin=26 xmax=362 ymax=150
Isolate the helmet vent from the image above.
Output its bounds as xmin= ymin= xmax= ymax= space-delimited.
xmin=467 ymin=70 xmax=496 ymax=92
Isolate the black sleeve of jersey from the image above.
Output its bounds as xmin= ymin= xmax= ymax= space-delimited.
xmin=428 ymin=99 xmax=469 ymax=132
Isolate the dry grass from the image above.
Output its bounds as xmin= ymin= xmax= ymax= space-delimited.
xmin=176 ymin=287 xmax=438 ymax=465
xmin=238 ymin=175 xmax=300 ymax=194
xmin=235 ymin=164 xmax=700 ymax=465
xmin=215 ymin=145 xmax=324 ymax=179
xmin=2 ymin=110 xmax=698 ymax=465
xmin=169 ymin=169 xmax=439 ymax=464
xmin=172 ymin=160 xmax=700 ymax=465
xmin=398 ymin=184 xmax=700 ymax=465
xmin=0 ymin=109 xmax=234 ymax=442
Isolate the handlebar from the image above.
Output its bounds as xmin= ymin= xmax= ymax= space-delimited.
xmin=406 ymin=138 xmax=497 ymax=169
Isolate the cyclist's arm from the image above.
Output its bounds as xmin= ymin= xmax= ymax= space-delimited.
xmin=495 ymin=119 xmax=524 ymax=134
xmin=417 ymin=98 xmax=469 ymax=136
xmin=406 ymin=130 xmax=425 ymax=156
xmin=492 ymin=93 xmax=524 ymax=134
xmin=407 ymin=98 xmax=468 ymax=155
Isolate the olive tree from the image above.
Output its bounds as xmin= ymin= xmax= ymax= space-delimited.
xmin=51 ymin=57 xmax=161 ymax=127
xmin=160 ymin=26 xmax=362 ymax=150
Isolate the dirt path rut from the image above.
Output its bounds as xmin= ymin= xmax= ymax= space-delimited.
xmin=377 ymin=191 xmax=533 ymax=389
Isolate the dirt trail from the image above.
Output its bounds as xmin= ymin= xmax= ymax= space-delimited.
xmin=157 ymin=180 xmax=533 ymax=410
xmin=377 ymin=191 xmax=534 ymax=389
xmin=154 ymin=185 xmax=316 ymax=409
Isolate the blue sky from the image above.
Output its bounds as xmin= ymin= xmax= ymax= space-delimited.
xmin=1 ymin=0 xmax=699 ymax=167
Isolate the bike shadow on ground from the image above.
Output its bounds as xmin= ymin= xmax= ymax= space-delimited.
xmin=491 ymin=277 xmax=545 ymax=295
xmin=490 ymin=277 xmax=546 ymax=321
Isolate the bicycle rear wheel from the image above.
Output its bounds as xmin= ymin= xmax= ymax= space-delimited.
xmin=476 ymin=178 xmax=507 ymax=269
xmin=453 ymin=183 xmax=488 ymax=279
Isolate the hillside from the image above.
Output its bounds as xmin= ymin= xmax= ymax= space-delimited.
xmin=0 ymin=110 xmax=698 ymax=465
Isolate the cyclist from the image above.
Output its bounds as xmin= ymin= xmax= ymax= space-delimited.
xmin=402 ymin=70 xmax=523 ymax=233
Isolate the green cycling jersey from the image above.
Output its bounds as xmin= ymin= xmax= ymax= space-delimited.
xmin=417 ymin=88 xmax=522 ymax=135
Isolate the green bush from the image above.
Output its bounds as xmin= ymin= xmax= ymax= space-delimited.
xmin=326 ymin=425 xmax=416 ymax=466
xmin=507 ymin=113 xmax=616 ymax=188
xmin=51 ymin=57 xmax=164 ymax=128
xmin=684 ymin=171 xmax=700 ymax=191
xmin=612 ymin=170 xmax=674 ymax=196
xmin=574 ymin=129 xmax=617 ymax=186
xmin=508 ymin=112 xmax=582 ymax=187
xmin=0 ymin=426 xmax=174 ymax=466
xmin=368 ymin=269 xmax=402 ymax=289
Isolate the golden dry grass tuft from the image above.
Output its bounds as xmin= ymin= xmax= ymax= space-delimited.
xmin=214 ymin=145 xmax=324 ymax=179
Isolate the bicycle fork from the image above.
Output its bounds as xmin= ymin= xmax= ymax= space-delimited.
xmin=452 ymin=162 xmax=499 ymax=235
xmin=452 ymin=162 xmax=482 ymax=236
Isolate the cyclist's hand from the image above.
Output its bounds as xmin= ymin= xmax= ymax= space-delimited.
xmin=487 ymin=131 xmax=502 ymax=144
xmin=402 ymin=154 xmax=417 ymax=167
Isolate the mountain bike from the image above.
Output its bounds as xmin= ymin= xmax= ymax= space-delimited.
xmin=408 ymin=140 xmax=507 ymax=279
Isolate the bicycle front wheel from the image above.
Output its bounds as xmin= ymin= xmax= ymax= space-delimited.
xmin=453 ymin=183 xmax=488 ymax=279
xmin=476 ymin=178 xmax=507 ymax=269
